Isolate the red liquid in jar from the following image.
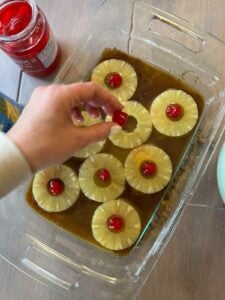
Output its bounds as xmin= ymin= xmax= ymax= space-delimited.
xmin=0 ymin=2 xmax=32 ymax=36
xmin=0 ymin=0 xmax=61 ymax=76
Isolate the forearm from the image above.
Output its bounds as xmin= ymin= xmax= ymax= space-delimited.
xmin=0 ymin=132 xmax=32 ymax=198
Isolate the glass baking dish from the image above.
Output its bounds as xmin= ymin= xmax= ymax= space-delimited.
xmin=0 ymin=1 xmax=225 ymax=299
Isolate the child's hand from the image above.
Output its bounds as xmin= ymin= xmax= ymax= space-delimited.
xmin=7 ymin=82 xmax=123 ymax=172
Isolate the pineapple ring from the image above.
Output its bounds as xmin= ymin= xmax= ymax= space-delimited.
xmin=79 ymin=154 xmax=125 ymax=202
xmin=106 ymin=101 xmax=152 ymax=149
xmin=125 ymin=145 xmax=173 ymax=194
xmin=73 ymin=111 xmax=105 ymax=158
xmin=91 ymin=59 xmax=138 ymax=103
xmin=150 ymin=89 xmax=199 ymax=137
xmin=32 ymin=165 xmax=80 ymax=212
xmin=92 ymin=199 xmax=141 ymax=250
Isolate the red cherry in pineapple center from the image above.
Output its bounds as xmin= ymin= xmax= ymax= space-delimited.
xmin=112 ymin=110 xmax=128 ymax=126
xmin=107 ymin=215 xmax=124 ymax=232
xmin=166 ymin=103 xmax=183 ymax=120
xmin=141 ymin=160 xmax=157 ymax=177
xmin=98 ymin=168 xmax=111 ymax=182
xmin=0 ymin=2 xmax=32 ymax=36
xmin=48 ymin=178 xmax=65 ymax=196
xmin=105 ymin=72 xmax=123 ymax=88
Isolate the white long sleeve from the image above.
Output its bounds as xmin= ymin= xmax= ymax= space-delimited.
xmin=0 ymin=132 xmax=32 ymax=198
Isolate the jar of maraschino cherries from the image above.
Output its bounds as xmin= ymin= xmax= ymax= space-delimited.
xmin=0 ymin=0 xmax=61 ymax=76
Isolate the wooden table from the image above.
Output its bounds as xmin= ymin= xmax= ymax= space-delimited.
xmin=0 ymin=1 xmax=225 ymax=299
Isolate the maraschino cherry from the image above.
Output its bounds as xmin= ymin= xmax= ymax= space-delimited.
xmin=48 ymin=178 xmax=65 ymax=196
xmin=166 ymin=103 xmax=183 ymax=120
xmin=107 ymin=215 xmax=124 ymax=232
xmin=141 ymin=160 xmax=157 ymax=177
xmin=98 ymin=168 xmax=111 ymax=182
xmin=105 ymin=72 xmax=123 ymax=88
xmin=0 ymin=2 xmax=32 ymax=36
xmin=112 ymin=110 xmax=128 ymax=126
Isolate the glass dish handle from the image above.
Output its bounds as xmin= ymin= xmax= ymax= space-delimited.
xmin=133 ymin=2 xmax=207 ymax=54
xmin=16 ymin=235 xmax=82 ymax=295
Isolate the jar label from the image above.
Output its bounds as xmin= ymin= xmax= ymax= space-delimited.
xmin=37 ymin=31 xmax=59 ymax=68
xmin=10 ymin=30 xmax=59 ymax=74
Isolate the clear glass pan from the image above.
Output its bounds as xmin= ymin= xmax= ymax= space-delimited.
xmin=0 ymin=1 xmax=225 ymax=299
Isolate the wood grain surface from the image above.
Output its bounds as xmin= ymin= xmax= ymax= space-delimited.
xmin=0 ymin=1 xmax=225 ymax=299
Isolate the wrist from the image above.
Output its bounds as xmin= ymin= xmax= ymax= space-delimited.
xmin=7 ymin=129 xmax=36 ymax=173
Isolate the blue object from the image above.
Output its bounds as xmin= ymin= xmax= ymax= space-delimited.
xmin=217 ymin=141 xmax=225 ymax=204
xmin=0 ymin=92 xmax=23 ymax=133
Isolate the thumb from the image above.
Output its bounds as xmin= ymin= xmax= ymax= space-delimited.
xmin=77 ymin=122 xmax=121 ymax=145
